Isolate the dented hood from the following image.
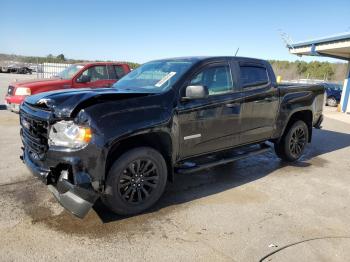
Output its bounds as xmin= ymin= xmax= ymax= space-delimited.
xmin=24 ymin=88 xmax=152 ymax=118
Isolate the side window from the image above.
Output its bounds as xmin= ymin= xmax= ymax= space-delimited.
xmin=107 ymin=65 xmax=126 ymax=80
xmin=189 ymin=65 xmax=233 ymax=95
xmin=114 ymin=65 xmax=127 ymax=79
xmin=240 ymin=66 xmax=269 ymax=88
xmin=79 ymin=65 xmax=108 ymax=82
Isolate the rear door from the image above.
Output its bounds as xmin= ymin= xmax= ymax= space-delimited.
xmin=177 ymin=60 xmax=243 ymax=158
xmin=239 ymin=62 xmax=279 ymax=144
xmin=73 ymin=65 xmax=112 ymax=88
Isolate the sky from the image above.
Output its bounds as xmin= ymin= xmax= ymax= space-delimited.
xmin=1 ymin=0 xmax=350 ymax=63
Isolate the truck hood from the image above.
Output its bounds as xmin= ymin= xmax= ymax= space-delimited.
xmin=24 ymin=88 xmax=153 ymax=118
xmin=11 ymin=78 xmax=69 ymax=88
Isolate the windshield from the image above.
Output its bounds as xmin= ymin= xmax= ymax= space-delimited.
xmin=113 ymin=59 xmax=196 ymax=93
xmin=57 ymin=64 xmax=84 ymax=80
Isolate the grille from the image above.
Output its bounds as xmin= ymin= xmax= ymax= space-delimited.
xmin=20 ymin=110 xmax=49 ymax=159
xmin=7 ymin=86 xmax=15 ymax=96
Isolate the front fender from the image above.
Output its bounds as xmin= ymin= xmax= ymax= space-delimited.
xmin=83 ymin=99 xmax=176 ymax=182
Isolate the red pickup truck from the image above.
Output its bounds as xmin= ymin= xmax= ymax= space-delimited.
xmin=5 ymin=62 xmax=131 ymax=112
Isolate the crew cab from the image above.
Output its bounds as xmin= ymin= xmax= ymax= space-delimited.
xmin=19 ymin=57 xmax=324 ymax=218
xmin=5 ymin=62 xmax=130 ymax=112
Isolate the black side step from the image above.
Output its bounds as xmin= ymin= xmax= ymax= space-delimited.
xmin=176 ymin=144 xmax=271 ymax=174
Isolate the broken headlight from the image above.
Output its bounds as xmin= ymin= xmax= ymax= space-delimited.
xmin=48 ymin=121 xmax=92 ymax=149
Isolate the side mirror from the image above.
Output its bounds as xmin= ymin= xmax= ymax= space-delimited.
xmin=76 ymin=75 xmax=91 ymax=83
xmin=183 ymin=85 xmax=208 ymax=100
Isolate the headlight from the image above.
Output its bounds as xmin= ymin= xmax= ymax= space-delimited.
xmin=48 ymin=121 xmax=92 ymax=149
xmin=15 ymin=87 xmax=31 ymax=96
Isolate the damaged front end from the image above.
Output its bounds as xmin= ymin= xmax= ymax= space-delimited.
xmin=22 ymin=149 xmax=98 ymax=218
xmin=19 ymin=87 xmax=157 ymax=218
xmin=20 ymin=99 xmax=103 ymax=218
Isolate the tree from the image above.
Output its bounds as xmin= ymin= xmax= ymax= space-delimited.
xmin=57 ymin=54 xmax=66 ymax=61
xmin=269 ymin=60 xmax=340 ymax=81
xmin=304 ymin=61 xmax=334 ymax=80
xmin=296 ymin=61 xmax=308 ymax=75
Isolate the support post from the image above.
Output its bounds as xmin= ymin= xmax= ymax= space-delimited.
xmin=340 ymin=62 xmax=350 ymax=113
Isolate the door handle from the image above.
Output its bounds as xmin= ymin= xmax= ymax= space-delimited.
xmin=225 ymin=103 xmax=240 ymax=108
xmin=254 ymin=97 xmax=275 ymax=103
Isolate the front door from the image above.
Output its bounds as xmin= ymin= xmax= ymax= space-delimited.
xmin=73 ymin=65 xmax=114 ymax=88
xmin=177 ymin=61 xmax=243 ymax=159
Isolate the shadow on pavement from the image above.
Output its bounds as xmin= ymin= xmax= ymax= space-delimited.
xmin=94 ymin=128 xmax=350 ymax=223
xmin=305 ymin=128 xmax=350 ymax=158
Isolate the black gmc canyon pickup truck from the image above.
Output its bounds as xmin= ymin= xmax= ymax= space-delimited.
xmin=19 ymin=56 xmax=324 ymax=218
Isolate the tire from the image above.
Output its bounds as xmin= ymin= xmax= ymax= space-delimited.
xmin=104 ymin=147 xmax=168 ymax=216
xmin=326 ymin=96 xmax=338 ymax=107
xmin=274 ymin=120 xmax=309 ymax=162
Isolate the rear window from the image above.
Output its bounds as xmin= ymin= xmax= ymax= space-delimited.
xmin=240 ymin=66 xmax=269 ymax=88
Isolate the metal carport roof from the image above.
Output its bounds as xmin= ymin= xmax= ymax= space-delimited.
xmin=289 ymin=32 xmax=350 ymax=61
xmin=288 ymin=32 xmax=350 ymax=113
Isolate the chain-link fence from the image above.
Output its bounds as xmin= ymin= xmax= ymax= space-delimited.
xmin=0 ymin=60 xmax=72 ymax=78
xmin=37 ymin=63 xmax=71 ymax=78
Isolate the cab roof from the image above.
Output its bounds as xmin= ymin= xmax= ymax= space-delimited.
xmin=152 ymin=56 xmax=268 ymax=64
xmin=75 ymin=61 xmax=129 ymax=66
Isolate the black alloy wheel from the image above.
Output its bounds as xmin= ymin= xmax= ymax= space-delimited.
xmin=118 ymin=159 xmax=159 ymax=204
xmin=104 ymin=147 xmax=167 ymax=216
xmin=289 ymin=126 xmax=307 ymax=159
xmin=274 ymin=120 xmax=309 ymax=162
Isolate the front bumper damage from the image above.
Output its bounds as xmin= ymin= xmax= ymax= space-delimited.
xmin=21 ymin=149 xmax=99 ymax=218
